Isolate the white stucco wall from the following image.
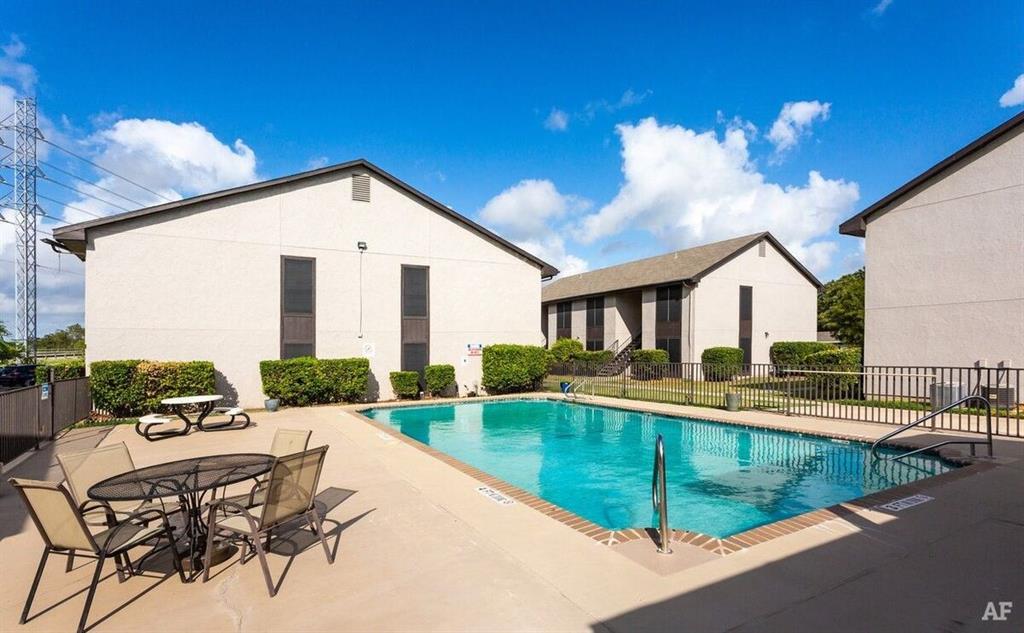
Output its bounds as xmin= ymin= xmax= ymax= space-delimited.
xmin=692 ymin=240 xmax=819 ymax=364
xmin=862 ymin=128 xmax=1024 ymax=368
xmin=83 ymin=170 xmax=544 ymax=405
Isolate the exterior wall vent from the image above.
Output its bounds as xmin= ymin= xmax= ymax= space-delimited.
xmin=352 ymin=173 xmax=371 ymax=202
xmin=758 ymin=241 xmax=766 ymax=257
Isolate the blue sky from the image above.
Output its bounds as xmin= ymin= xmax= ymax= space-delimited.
xmin=2 ymin=0 xmax=1023 ymax=334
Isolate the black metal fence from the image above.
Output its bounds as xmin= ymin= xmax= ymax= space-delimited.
xmin=546 ymin=362 xmax=1023 ymax=438
xmin=0 ymin=377 xmax=92 ymax=465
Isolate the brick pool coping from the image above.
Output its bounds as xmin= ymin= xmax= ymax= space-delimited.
xmin=350 ymin=394 xmax=992 ymax=557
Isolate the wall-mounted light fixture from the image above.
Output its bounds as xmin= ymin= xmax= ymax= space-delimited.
xmin=357 ymin=241 xmax=368 ymax=251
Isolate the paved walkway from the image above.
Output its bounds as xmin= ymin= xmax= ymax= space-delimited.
xmin=1 ymin=397 xmax=1021 ymax=632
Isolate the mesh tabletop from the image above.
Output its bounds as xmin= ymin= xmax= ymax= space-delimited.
xmin=88 ymin=453 xmax=274 ymax=501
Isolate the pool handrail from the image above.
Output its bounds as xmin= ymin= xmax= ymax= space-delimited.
xmin=651 ymin=434 xmax=672 ymax=554
xmin=870 ymin=394 xmax=993 ymax=461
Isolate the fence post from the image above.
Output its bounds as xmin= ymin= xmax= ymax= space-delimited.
xmin=48 ymin=369 xmax=56 ymax=440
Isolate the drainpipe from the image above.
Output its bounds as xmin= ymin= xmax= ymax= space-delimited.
xmin=686 ymin=280 xmax=697 ymax=363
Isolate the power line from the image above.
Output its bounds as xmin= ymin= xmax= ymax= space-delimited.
xmin=40 ymin=137 xmax=175 ymax=203
xmin=39 ymin=160 xmax=149 ymax=207
xmin=0 ymin=257 xmax=83 ymax=276
xmin=40 ymin=174 xmax=134 ymax=212
xmin=37 ymin=193 xmax=107 ymax=220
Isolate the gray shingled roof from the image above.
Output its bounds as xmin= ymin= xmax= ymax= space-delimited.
xmin=541 ymin=232 xmax=820 ymax=303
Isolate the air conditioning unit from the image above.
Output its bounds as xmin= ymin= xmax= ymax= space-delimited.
xmin=980 ymin=385 xmax=1017 ymax=408
xmin=930 ymin=382 xmax=965 ymax=411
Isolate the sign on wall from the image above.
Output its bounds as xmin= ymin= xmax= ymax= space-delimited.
xmin=466 ymin=343 xmax=484 ymax=357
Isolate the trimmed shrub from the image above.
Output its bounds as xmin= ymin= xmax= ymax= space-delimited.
xmin=390 ymin=371 xmax=421 ymax=399
xmin=701 ymin=347 xmax=744 ymax=381
xmin=769 ymin=341 xmax=832 ymax=367
xmin=260 ymin=357 xmax=369 ymax=406
xmin=319 ymin=358 xmax=371 ymax=402
xmin=573 ymin=349 xmax=613 ymax=365
xmin=550 ymin=338 xmax=584 ymax=363
xmin=630 ymin=348 xmax=669 ymax=380
xmin=35 ymin=358 xmax=85 ymax=383
xmin=482 ymin=344 xmax=549 ymax=394
xmin=136 ymin=361 xmax=216 ymax=412
xmin=424 ymin=364 xmax=456 ymax=397
xmin=90 ymin=359 xmax=215 ymax=416
xmin=631 ymin=349 xmax=669 ymax=364
xmin=804 ymin=347 xmax=862 ymax=397
xmin=90 ymin=360 xmax=145 ymax=417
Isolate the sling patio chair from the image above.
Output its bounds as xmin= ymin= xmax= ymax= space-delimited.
xmin=218 ymin=428 xmax=312 ymax=509
xmin=202 ymin=445 xmax=333 ymax=596
xmin=57 ymin=442 xmax=182 ymax=572
xmin=9 ymin=478 xmax=185 ymax=633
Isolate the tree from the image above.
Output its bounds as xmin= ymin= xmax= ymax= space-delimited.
xmin=818 ymin=268 xmax=864 ymax=346
xmin=36 ymin=323 xmax=86 ymax=350
xmin=0 ymin=321 xmax=21 ymax=362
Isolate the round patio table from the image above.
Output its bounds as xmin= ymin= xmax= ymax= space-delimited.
xmin=88 ymin=453 xmax=274 ymax=578
xmin=161 ymin=394 xmax=223 ymax=432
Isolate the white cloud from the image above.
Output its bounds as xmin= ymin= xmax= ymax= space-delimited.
xmin=306 ymin=155 xmax=329 ymax=169
xmin=767 ymin=100 xmax=831 ymax=156
xmin=546 ymin=89 xmax=652 ymax=131
xmin=871 ymin=0 xmax=894 ymax=15
xmin=544 ymin=108 xmax=569 ymax=132
xmin=0 ymin=38 xmax=261 ymax=333
xmin=574 ymin=117 xmax=859 ymax=274
xmin=479 ymin=179 xmax=590 ymax=274
xmin=998 ymin=74 xmax=1024 ymax=107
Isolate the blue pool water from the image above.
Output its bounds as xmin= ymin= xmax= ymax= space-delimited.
xmin=362 ymin=399 xmax=956 ymax=537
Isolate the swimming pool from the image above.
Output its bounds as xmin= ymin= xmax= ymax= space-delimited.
xmin=361 ymin=399 xmax=956 ymax=538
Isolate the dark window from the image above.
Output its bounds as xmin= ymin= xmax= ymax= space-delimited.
xmin=656 ymin=338 xmax=681 ymax=363
xmin=283 ymin=258 xmax=314 ymax=315
xmin=656 ymin=285 xmax=682 ymax=322
xmin=556 ymin=301 xmax=572 ymax=340
xmin=586 ymin=297 xmax=604 ymax=351
xmin=739 ymin=285 xmax=753 ymax=366
xmin=401 ymin=266 xmax=430 ymax=378
xmin=281 ymin=256 xmax=315 ymax=359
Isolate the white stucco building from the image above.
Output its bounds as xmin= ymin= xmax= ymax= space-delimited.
xmin=540 ymin=233 xmax=821 ymax=365
xmin=52 ymin=160 xmax=557 ymax=405
xmin=839 ymin=112 xmax=1024 ymax=369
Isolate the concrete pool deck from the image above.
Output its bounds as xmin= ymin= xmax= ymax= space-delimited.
xmin=1 ymin=395 xmax=1022 ymax=632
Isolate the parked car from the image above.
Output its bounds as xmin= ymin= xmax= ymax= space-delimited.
xmin=0 ymin=364 xmax=36 ymax=390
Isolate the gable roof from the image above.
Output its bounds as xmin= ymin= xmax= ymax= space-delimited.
xmin=50 ymin=159 xmax=559 ymax=277
xmin=541 ymin=232 xmax=821 ymax=304
xmin=839 ymin=111 xmax=1024 ymax=237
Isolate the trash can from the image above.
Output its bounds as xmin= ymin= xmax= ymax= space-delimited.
xmin=725 ymin=392 xmax=741 ymax=412
xmin=560 ymin=381 xmax=572 ymax=395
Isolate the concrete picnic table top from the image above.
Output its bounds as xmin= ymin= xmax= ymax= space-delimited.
xmin=161 ymin=394 xmax=223 ymax=406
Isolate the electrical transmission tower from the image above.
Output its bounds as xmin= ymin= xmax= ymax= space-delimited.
xmin=10 ymin=98 xmax=41 ymax=360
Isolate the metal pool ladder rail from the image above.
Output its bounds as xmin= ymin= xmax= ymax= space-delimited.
xmin=651 ymin=434 xmax=672 ymax=554
xmin=870 ymin=395 xmax=994 ymax=461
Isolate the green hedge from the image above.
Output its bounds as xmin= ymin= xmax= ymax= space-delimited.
xmin=482 ymin=344 xmax=549 ymax=393
xmin=630 ymin=348 xmax=669 ymax=380
xmin=90 ymin=360 xmax=215 ymax=417
xmin=390 ymin=371 xmax=421 ymax=399
xmin=804 ymin=347 xmax=862 ymax=396
xmin=550 ymin=338 xmax=584 ymax=362
xmin=701 ymin=347 xmax=744 ymax=381
xmin=769 ymin=341 xmax=832 ymax=367
xmin=631 ymin=349 xmax=669 ymax=363
xmin=90 ymin=360 xmax=145 ymax=417
xmin=35 ymin=358 xmax=85 ymax=383
xmin=573 ymin=349 xmax=613 ymax=365
xmin=260 ymin=357 xmax=370 ymax=406
xmin=424 ymin=364 xmax=455 ymax=397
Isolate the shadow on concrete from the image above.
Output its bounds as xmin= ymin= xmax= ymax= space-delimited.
xmin=0 ymin=427 xmax=112 ymax=540
xmin=591 ymin=474 xmax=1024 ymax=633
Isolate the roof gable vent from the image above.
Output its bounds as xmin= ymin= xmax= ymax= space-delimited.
xmin=352 ymin=173 xmax=371 ymax=202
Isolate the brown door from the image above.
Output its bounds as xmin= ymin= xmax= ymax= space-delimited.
xmin=281 ymin=256 xmax=316 ymax=358
xmin=401 ymin=265 xmax=429 ymax=378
